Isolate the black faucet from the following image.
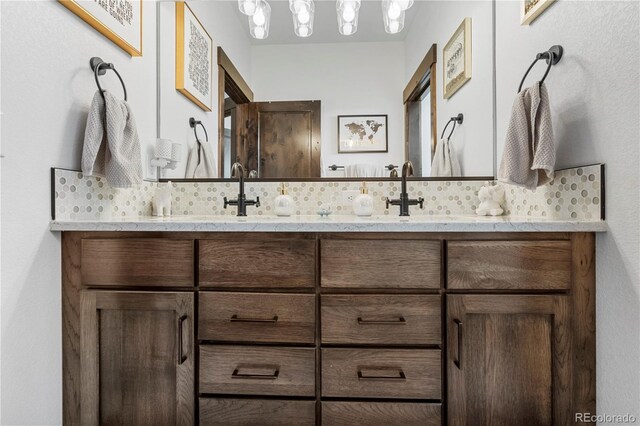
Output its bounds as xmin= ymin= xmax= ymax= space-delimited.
xmin=385 ymin=161 xmax=424 ymax=216
xmin=224 ymin=162 xmax=260 ymax=216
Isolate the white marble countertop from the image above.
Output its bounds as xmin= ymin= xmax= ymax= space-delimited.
xmin=50 ymin=214 xmax=608 ymax=233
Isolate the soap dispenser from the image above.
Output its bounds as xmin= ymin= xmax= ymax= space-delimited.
xmin=352 ymin=182 xmax=374 ymax=217
xmin=274 ymin=183 xmax=294 ymax=217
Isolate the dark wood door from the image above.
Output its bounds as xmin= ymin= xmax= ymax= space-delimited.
xmin=447 ymin=295 xmax=571 ymax=426
xmin=239 ymin=100 xmax=321 ymax=178
xmin=80 ymin=291 xmax=195 ymax=425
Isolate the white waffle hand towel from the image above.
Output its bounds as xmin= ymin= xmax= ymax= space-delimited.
xmin=499 ymin=82 xmax=555 ymax=190
xmin=185 ymin=139 xmax=217 ymax=178
xmin=82 ymin=91 xmax=143 ymax=188
xmin=431 ymin=138 xmax=461 ymax=177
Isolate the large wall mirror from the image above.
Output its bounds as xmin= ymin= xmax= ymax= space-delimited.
xmin=157 ymin=0 xmax=495 ymax=180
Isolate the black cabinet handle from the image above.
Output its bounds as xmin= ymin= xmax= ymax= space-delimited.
xmin=232 ymin=366 xmax=280 ymax=380
xmin=357 ymin=316 xmax=406 ymax=325
xmin=454 ymin=319 xmax=463 ymax=369
xmin=178 ymin=315 xmax=188 ymax=365
xmin=357 ymin=368 xmax=406 ymax=381
xmin=230 ymin=314 xmax=278 ymax=323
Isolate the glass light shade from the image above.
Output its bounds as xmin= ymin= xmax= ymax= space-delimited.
xmin=289 ymin=0 xmax=311 ymax=14
xmin=293 ymin=0 xmax=314 ymax=37
xmin=394 ymin=0 xmax=414 ymax=11
xmin=249 ymin=0 xmax=270 ymax=39
xmin=238 ymin=0 xmax=258 ymax=15
xmin=382 ymin=0 xmax=405 ymax=34
xmin=337 ymin=0 xmax=360 ymax=35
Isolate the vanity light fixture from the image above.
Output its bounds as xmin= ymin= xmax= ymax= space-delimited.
xmin=382 ymin=0 xmax=406 ymax=34
xmin=249 ymin=0 xmax=271 ymax=39
xmin=238 ymin=0 xmax=258 ymax=16
xmin=290 ymin=0 xmax=314 ymax=37
xmin=336 ymin=0 xmax=361 ymax=36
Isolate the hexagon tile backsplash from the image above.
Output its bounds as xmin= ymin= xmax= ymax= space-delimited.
xmin=51 ymin=164 xmax=604 ymax=222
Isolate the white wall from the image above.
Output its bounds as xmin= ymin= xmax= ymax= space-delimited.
xmin=404 ymin=0 xmax=494 ymax=176
xmin=251 ymin=42 xmax=406 ymax=174
xmin=159 ymin=0 xmax=252 ymax=179
xmin=495 ymin=0 xmax=640 ymax=416
xmin=0 ymin=1 xmax=157 ymax=424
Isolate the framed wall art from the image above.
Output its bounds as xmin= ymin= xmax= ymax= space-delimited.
xmin=58 ymin=0 xmax=142 ymax=56
xmin=338 ymin=115 xmax=388 ymax=153
xmin=443 ymin=17 xmax=472 ymax=99
xmin=176 ymin=1 xmax=214 ymax=111
xmin=521 ymin=0 xmax=556 ymax=25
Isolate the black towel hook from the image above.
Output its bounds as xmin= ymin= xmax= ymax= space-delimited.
xmin=440 ymin=113 xmax=464 ymax=140
xmin=518 ymin=45 xmax=563 ymax=93
xmin=90 ymin=57 xmax=127 ymax=101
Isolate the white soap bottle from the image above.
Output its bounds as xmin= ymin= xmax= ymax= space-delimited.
xmin=352 ymin=182 xmax=374 ymax=217
xmin=274 ymin=183 xmax=294 ymax=217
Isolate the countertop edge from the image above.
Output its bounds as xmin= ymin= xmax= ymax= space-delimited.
xmin=49 ymin=219 xmax=608 ymax=233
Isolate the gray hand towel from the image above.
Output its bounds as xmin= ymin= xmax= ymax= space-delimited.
xmin=185 ymin=139 xmax=217 ymax=178
xmin=82 ymin=91 xmax=143 ymax=188
xmin=499 ymin=82 xmax=555 ymax=190
xmin=431 ymin=138 xmax=461 ymax=177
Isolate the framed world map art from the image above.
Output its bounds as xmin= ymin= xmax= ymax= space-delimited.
xmin=59 ymin=0 xmax=142 ymax=56
xmin=338 ymin=115 xmax=388 ymax=153
xmin=176 ymin=1 xmax=213 ymax=111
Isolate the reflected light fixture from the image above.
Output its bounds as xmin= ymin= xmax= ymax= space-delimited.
xmin=382 ymin=0 xmax=407 ymax=34
xmin=249 ymin=0 xmax=271 ymax=39
xmin=238 ymin=0 xmax=258 ymax=16
xmin=336 ymin=0 xmax=361 ymax=36
xmin=290 ymin=0 xmax=315 ymax=37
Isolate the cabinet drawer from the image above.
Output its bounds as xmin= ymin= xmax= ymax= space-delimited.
xmin=199 ymin=292 xmax=315 ymax=344
xmin=448 ymin=240 xmax=571 ymax=290
xmin=321 ymin=239 xmax=440 ymax=289
xmin=322 ymin=402 xmax=441 ymax=426
xmin=200 ymin=345 xmax=315 ymax=396
xmin=81 ymin=239 xmax=193 ymax=287
xmin=200 ymin=398 xmax=315 ymax=426
xmin=199 ymin=239 xmax=315 ymax=288
xmin=321 ymin=295 xmax=441 ymax=345
xmin=322 ymin=348 xmax=441 ymax=399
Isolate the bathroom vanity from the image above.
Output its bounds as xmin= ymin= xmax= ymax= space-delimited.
xmin=58 ymin=223 xmax=598 ymax=425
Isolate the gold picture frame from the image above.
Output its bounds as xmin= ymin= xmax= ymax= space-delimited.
xmin=58 ymin=0 xmax=142 ymax=56
xmin=443 ymin=18 xmax=472 ymax=100
xmin=521 ymin=0 xmax=556 ymax=25
xmin=176 ymin=1 xmax=214 ymax=112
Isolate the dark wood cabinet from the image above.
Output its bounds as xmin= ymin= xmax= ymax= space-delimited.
xmin=447 ymin=295 xmax=571 ymax=426
xmin=79 ymin=291 xmax=195 ymax=425
xmin=62 ymin=232 xmax=595 ymax=425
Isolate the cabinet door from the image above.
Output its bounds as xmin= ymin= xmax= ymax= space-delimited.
xmin=80 ymin=291 xmax=195 ymax=425
xmin=447 ymin=295 xmax=571 ymax=426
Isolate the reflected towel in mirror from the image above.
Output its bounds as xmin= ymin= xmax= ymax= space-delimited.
xmin=431 ymin=138 xmax=461 ymax=177
xmin=185 ymin=140 xmax=217 ymax=178
xmin=345 ymin=163 xmax=384 ymax=177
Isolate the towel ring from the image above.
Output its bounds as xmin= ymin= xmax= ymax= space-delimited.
xmin=189 ymin=117 xmax=209 ymax=142
xmin=90 ymin=57 xmax=127 ymax=101
xmin=440 ymin=113 xmax=464 ymax=140
xmin=517 ymin=45 xmax=563 ymax=93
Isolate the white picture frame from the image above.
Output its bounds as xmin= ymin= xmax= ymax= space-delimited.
xmin=521 ymin=0 xmax=556 ymax=25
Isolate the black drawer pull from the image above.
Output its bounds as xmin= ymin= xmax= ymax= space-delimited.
xmin=230 ymin=314 xmax=279 ymax=323
xmin=232 ymin=365 xmax=280 ymax=380
xmin=357 ymin=367 xmax=406 ymax=381
xmin=357 ymin=316 xmax=406 ymax=325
